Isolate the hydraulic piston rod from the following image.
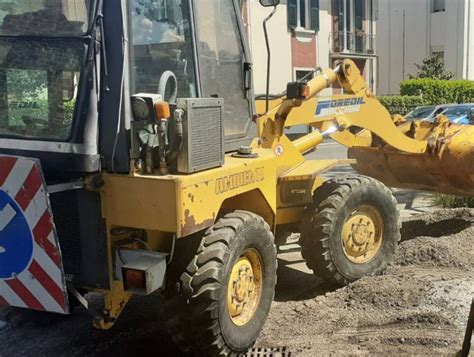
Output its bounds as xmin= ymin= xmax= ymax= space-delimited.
xmin=294 ymin=126 xmax=338 ymax=154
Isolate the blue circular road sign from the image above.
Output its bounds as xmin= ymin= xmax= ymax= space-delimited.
xmin=0 ymin=189 xmax=34 ymax=280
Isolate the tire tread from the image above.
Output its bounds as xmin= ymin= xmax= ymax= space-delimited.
xmin=166 ymin=210 xmax=276 ymax=356
xmin=300 ymin=175 xmax=401 ymax=286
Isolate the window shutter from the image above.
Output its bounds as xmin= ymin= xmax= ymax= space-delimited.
xmin=288 ymin=0 xmax=297 ymax=29
xmin=310 ymin=0 xmax=320 ymax=32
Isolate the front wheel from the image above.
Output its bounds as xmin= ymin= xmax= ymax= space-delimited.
xmin=300 ymin=175 xmax=401 ymax=286
xmin=168 ymin=210 xmax=277 ymax=356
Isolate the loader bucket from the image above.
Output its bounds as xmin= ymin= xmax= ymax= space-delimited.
xmin=348 ymin=123 xmax=474 ymax=197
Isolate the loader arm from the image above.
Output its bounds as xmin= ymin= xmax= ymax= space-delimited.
xmin=258 ymin=59 xmax=474 ymax=197
xmin=271 ymin=59 xmax=428 ymax=154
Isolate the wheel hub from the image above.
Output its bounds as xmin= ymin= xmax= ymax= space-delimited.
xmin=231 ymin=260 xmax=254 ymax=309
xmin=342 ymin=206 xmax=383 ymax=264
xmin=352 ymin=221 xmax=371 ymax=245
xmin=227 ymin=249 xmax=263 ymax=326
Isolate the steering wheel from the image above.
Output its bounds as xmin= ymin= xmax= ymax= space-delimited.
xmin=158 ymin=70 xmax=178 ymax=103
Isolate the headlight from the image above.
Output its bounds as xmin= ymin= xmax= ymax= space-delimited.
xmin=132 ymin=97 xmax=150 ymax=121
xmin=131 ymin=93 xmax=163 ymax=121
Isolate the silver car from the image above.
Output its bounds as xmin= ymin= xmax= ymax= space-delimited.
xmin=405 ymin=104 xmax=456 ymax=122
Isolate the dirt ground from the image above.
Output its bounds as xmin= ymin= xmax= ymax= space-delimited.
xmin=0 ymin=209 xmax=473 ymax=356
xmin=258 ymin=209 xmax=474 ymax=356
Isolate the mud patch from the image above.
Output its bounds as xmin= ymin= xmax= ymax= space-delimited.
xmin=0 ymin=210 xmax=473 ymax=356
xmin=401 ymin=208 xmax=473 ymax=241
xmin=341 ymin=273 xmax=431 ymax=310
xmin=390 ymin=311 xmax=454 ymax=326
xmin=395 ymin=227 xmax=474 ymax=269
xmin=256 ymin=210 xmax=473 ymax=356
xmin=383 ymin=336 xmax=451 ymax=348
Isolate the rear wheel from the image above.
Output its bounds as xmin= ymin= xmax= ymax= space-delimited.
xmin=300 ymin=175 xmax=400 ymax=286
xmin=166 ymin=210 xmax=277 ymax=356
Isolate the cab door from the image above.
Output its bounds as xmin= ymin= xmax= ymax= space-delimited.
xmin=192 ymin=0 xmax=255 ymax=152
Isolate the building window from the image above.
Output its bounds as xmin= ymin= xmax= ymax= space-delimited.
xmin=295 ymin=69 xmax=315 ymax=81
xmin=288 ymin=0 xmax=319 ymax=32
xmin=333 ymin=0 xmax=374 ymax=54
xmin=432 ymin=0 xmax=445 ymax=13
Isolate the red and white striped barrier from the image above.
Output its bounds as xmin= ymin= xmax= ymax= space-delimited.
xmin=0 ymin=155 xmax=68 ymax=314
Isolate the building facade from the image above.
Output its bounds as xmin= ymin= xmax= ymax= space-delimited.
xmin=377 ymin=0 xmax=474 ymax=95
xmin=241 ymin=0 xmax=378 ymax=96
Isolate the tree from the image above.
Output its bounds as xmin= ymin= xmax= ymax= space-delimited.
xmin=7 ymin=69 xmax=47 ymax=98
xmin=409 ymin=54 xmax=455 ymax=80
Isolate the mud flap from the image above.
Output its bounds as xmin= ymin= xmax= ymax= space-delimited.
xmin=0 ymin=155 xmax=69 ymax=314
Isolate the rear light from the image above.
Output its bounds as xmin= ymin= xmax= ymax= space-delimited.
xmin=300 ymin=85 xmax=310 ymax=98
xmin=123 ymin=269 xmax=147 ymax=291
xmin=118 ymin=249 xmax=168 ymax=295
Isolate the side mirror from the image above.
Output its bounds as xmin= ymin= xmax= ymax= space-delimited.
xmin=259 ymin=0 xmax=280 ymax=7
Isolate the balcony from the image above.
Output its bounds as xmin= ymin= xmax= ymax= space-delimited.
xmin=331 ymin=31 xmax=376 ymax=55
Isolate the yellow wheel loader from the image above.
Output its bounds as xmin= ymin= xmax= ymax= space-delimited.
xmin=0 ymin=0 xmax=472 ymax=355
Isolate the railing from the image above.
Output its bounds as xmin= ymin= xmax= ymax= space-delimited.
xmin=331 ymin=31 xmax=375 ymax=55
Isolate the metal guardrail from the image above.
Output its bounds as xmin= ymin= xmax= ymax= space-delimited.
xmin=331 ymin=31 xmax=375 ymax=55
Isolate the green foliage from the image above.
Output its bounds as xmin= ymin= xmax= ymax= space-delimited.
xmin=433 ymin=194 xmax=474 ymax=208
xmin=8 ymin=99 xmax=48 ymax=126
xmin=64 ymin=100 xmax=77 ymax=122
xmin=8 ymin=99 xmax=75 ymax=126
xmin=400 ymin=79 xmax=474 ymax=105
xmin=7 ymin=69 xmax=47 ymax=98
xmin=378 ymin=95 xmax=427 ymax=116
xmin=408 ymin=54 xmax=455 ymax=80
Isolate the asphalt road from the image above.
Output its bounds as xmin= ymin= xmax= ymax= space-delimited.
xmin=307 ymin=140 xmax=349 ymax=161
xmin=305 ymin=141 xmax=356 ymax=179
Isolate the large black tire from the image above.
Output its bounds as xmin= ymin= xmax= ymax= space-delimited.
xmin=300 ymin=175 xmax=401 ymax=286
xmin=166 ymin=210 xmax=277 ymax=356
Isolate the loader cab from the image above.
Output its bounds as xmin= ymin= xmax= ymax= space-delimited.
xmin=0 ymin=0 xmax=255 ymax=180
xmin=127 ymin=0 xmax=256 ymax=151
xmin=0 ymin=0 xmax=98 ymax=180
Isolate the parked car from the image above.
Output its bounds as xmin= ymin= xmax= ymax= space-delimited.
xmin=440 ymin=104 xmax=474 ymax=124
xmin=405 ymin=104 xmax=456 ymax=122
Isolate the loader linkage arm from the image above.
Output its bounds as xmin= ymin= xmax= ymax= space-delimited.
xmin=273 ymin=59 xmax=428 ymax=154
xmin=261 ymin=59 xmax=474 ymax=197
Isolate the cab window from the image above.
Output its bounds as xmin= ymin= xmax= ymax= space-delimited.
xmin=129 ymin=0 xmax=198 ymax=99
xmin=193 ymin=0 xmax=252 ymax=137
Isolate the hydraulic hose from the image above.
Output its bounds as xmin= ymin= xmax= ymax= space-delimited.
xmin=166 ymin=109 xmax=184 ymax=162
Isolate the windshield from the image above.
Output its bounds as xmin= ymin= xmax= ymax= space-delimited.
xmin=443 ymin=106 xmax=472 ymax=117
xmin=0 ymin=39 xmax=84 ymax=140
xmin=0 ymin=0 xmax=92 ymax=36
xmin=406 ymin=106 xmax=435 ymax=119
